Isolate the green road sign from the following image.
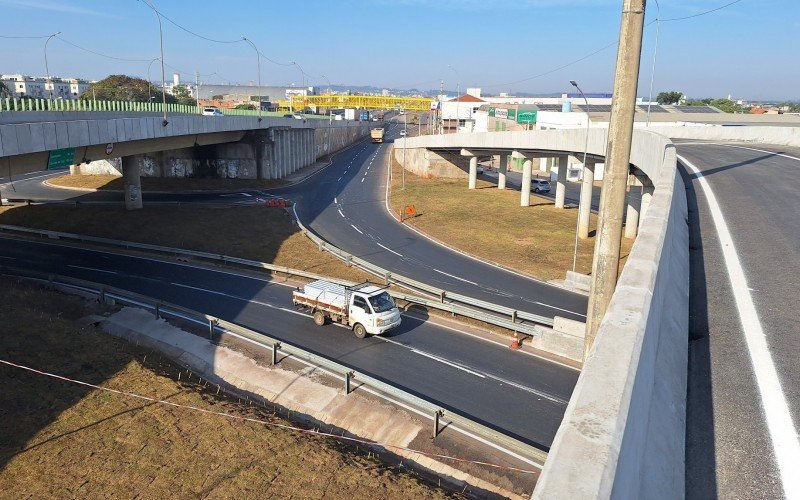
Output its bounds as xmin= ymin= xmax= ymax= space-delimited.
xmin=517 ymin=110 xmax=537 ymax=124
xmin=47 ymin=148 xmax=75 ymax=170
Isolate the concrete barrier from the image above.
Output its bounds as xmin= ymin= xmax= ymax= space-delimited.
xmin=395 ymin=129 xmax=689 ymax=498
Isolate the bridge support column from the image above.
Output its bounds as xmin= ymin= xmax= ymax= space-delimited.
xmin=578 ymin=160 xmax=596 ymax=239
xmin=468 ymin=156 xmax=478 ymax=189
xmin=624 ymin=173 xmax=645 ymax=239
xmin=521 ymin=159 xmax=533 ymax=207
xmin=555 ymin=154 xmax=569 ymax=208
xmin=638 ymin=183 xmax=654 ymax=232
xmin=121 ymin=155 xmax=143 ymax=210
xmin=498 ymin=153 xmax=508 ymax=190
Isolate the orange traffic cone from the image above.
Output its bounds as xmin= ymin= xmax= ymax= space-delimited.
xmin=510 ymin=332 xmax=520 ymax=350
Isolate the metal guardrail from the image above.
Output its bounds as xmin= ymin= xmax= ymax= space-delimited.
xmin=0 ymin=265 xmax=548 ymax=466
xmin=290 ymin=210 xmax=554 ymax=331
xmin=0 ymin=223 xmax=551 ymax=334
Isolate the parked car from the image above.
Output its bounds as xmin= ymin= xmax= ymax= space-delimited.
xmin=476 ymin=165 xmax=485 ymax=174
xmin=202 ymin=107 xmax=223 ymax=117
xmin=531 ymin=179 xmax=551 ymax=193
xmin=292 ymin=114 xmax=304 ymax=120
xmin=399 ymin=129 xmax=407 ymax=136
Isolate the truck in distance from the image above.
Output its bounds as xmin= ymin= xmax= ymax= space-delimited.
xmin=292 ymin=280 xmax=402 ymax=338
xmin=370 ymin=128 xmax=385 ymax=143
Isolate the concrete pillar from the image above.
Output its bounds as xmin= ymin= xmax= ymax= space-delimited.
xmin=555 ymin=155 xmax=568 ymax=208
xmin=520 ymin=159 xmax=533 ymax=207
xmin=468 ymin=156 xmax=478 ymax=189
xmin=578 ymin=161 xmax=596 ymax=239
xmin=638 ymin=184 xmax=654 ymax=232
xmin=624 ymin=185 xmax=641 ymax=239
xmin=498 ymin=153 xmax=508 ymax=190
xmin=539 ymin=157 xmax=549 ymax=172
xmin=121 ymin=155 xmax=142 ymax=210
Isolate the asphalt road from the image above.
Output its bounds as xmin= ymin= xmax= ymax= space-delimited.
xmin=0 ymin=235 xmax=579 ymax=451
xmin=274 ymin=124 xmax=588 ymax=323
xmin=678 ymin=142 xmax=800 ymax=499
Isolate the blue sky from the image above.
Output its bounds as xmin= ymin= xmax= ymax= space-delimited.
xmin=1 ymin=0 xmax=797 ymax=101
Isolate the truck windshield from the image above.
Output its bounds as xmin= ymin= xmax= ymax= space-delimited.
xmin=368 ymin=292 xmax=396 ymax=313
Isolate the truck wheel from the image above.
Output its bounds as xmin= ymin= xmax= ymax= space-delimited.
xmin=353 ymin=323 xmax=368 ymax=339
xmin=313 ymin=311 xmax=326 ymax=326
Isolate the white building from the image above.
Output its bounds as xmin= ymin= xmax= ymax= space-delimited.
xmin=440 ymin=93 xmax=486 ymax=133
xmin=1 ymin=74 xmax=91 ymax=99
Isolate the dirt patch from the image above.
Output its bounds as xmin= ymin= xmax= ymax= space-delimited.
xmin=0 ymin=204 xmax=372 ymax=284
xmin=48 ymin=174 xmax=287 ymax=192
xmin=0 ymin=277 xmax=452 ymax=497
xmin=388 ymin=156 xmax=632 ymax=281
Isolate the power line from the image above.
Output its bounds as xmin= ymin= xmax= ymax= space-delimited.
xmin=0 ymin=34 xmax=52 ymax=39
xmin=662 ymin=0 xmax=743 ymax=22
xmin=54 ymin=35 xmax=156 ymax=62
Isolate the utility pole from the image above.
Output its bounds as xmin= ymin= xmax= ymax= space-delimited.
xmin=439 ymin=79 xmax=444 ymax=135
xmin=195 ymin=70 xmax=200 ymax=113
xmin=584 ymin=0 xmax=647 ymax=360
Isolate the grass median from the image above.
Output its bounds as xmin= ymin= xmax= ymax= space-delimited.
xmin=0 ymin=277 xmax=447 ymax=497
xmin=47 ymin=174 xmax=286 ymax=192
xmin=0 ymin=204 xmax=372 ymax=284
xmin=388 ymin=156 xmax=632 ymax=281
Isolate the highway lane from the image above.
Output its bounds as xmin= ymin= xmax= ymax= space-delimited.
xmin=0 ymin=235 xmax=579 ymax=450
xmin=679 ymin=143 xmax=800 ymax=499
xmin=276 ymin=124 xmax=589 ymax=323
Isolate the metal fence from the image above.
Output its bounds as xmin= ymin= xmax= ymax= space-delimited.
xmin=0 ymin=97 xmax=328 ymax=119
xmin=0 ymin=223 xmax=551 ymax=336
xmin=0 ymin=265 xmax=548 ymax=466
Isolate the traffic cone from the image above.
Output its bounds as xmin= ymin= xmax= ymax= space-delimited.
xmin=510 ymin=332 xmax=520 ymax=350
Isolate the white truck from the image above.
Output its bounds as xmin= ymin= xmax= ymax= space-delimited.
xmin=292 ymin=280 xmax=402 ymax=338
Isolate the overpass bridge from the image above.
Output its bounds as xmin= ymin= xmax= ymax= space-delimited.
xmin=276 ymin=94 xmax=434 ymax=111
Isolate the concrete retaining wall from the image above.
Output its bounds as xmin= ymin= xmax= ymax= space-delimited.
xmin=396 ymin=129 xmax=690 ymax=498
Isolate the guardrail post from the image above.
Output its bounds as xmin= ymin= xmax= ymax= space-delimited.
xmin=346 ymin=255 xmax=352 ymax=267
xmin=208 ymin=318 xmax=217 ymax=339
xmin=433 ymin=410 xmax=443 ymax=438
xmin=511 ymin=310 xmax=517 ymax=323
xmin=345 ymin=371 xmax=354 ymax=394
xmin=154 ymin=302 xmax=161 ymax=319
xmin=384 ymin=272 xmax=391 ymax=285
xmin=271 ymin=342 xmax=281 ymax=365
xmin=99 ymin=288 xmax=106 ymax=305
xmin=440 ymin=291 xmax=446 ymax=303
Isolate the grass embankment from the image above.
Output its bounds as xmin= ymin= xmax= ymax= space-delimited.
xmin=0 ymin=277 xmax=447 ymax=497
xmin=0 ymin=205 xmax=372 ymax=284
xmin=48 ymin=174 xmax=286 ymax=192
xmin=388 ymin=158 xmax=631 ymax=281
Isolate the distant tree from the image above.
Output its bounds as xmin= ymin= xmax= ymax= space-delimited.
xmin=172 ymin=84 xmax=197 ymax=106
xmin=0 ymin=81 xmax=10 ymax=98
xmin=80 ymin=74 xmax=178 ymax=103
xmin=234 ymin=103 xmax=255 ymax=110
xmin=656 ymin=91 xmax=683 ymax=105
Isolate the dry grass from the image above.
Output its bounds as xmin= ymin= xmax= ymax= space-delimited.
xmin=388 ymin=158 xmax=632 ymax=281
xmin=0 ymin=277 xmax=449 ymax=497
xmin=0 ymin=205 xmax=372 ymax=284
xmin=48 ymin=174 xmax=286 ymax=192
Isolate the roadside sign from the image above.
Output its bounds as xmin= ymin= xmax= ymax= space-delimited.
xmin=517 ymin=110 xmax=538 ymax=124
xmin=105 ymin=143 xmax=114 ymax=155
xmin=47 ymin=148 xmax=75 ymax=170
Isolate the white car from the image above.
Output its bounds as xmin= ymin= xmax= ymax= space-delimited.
xmin=202 ymin=107 xmax=223 ymax=117
xmin=531 ymin=179 xmax=552 ymax=193
xmin=399 ymin=129 xmax=407 ymax=136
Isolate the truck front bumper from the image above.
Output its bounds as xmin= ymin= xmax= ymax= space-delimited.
xmin=373 ymin=317 xmax=401 ymax=335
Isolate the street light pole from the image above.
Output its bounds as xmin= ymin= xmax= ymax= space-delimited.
xmin=43 ymin=32 xmax=61 ymax=105
xmin=448 ymin=65 xmax=460 ymax=134
xmin=646 ymin=0 xmax=660 ymax=126
xmin=321 ymin=74 xmax=332 ymax=123
xmin=570 ymin=80 xmax=591 ymax=273
xmin=290 ymin=61 xmax=306 ymax=115
xmin=241 ymin=37 xmax=262 ymax=122
xmin=403 ymin=112 xmax=407 ymax=190
xmin=140 ymin=0 xmax=168 ymax=126
xmin=147 ymin=57 xmax=159 ymax=102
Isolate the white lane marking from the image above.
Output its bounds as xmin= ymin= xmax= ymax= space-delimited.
xmin=361 ymin=178 xmax=364 ymax=183
xmin=337 ymin=208 xmax=345 ymax=218
xmin=683 ymin=143 xmax=800 ymax=162
xmin=350 ymin=224 xmax=363 ymax=234
xmin=334 ymin=197 xmax=337 ymax=204
xmin=433 ymin=268 xmax=479 ymax=286
xmin=535 ymin=301 xmax=587 ymax=317
xmin=376 ymin=243 xmax=402 ymax=257
xmin=381 ymin=338 xmax=485 ymax=377
xmin=679 ymin=154 xmax=800 ymax=499
xmin=337 ymin=177 xmax=342 ymax=182
xmin=169 ymin=282 xmax=306 ymax=317
xmin=68 ymin=265 xmax=117 ymax=274
xmin=219 ymin=192 xmax=251 ymax=198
